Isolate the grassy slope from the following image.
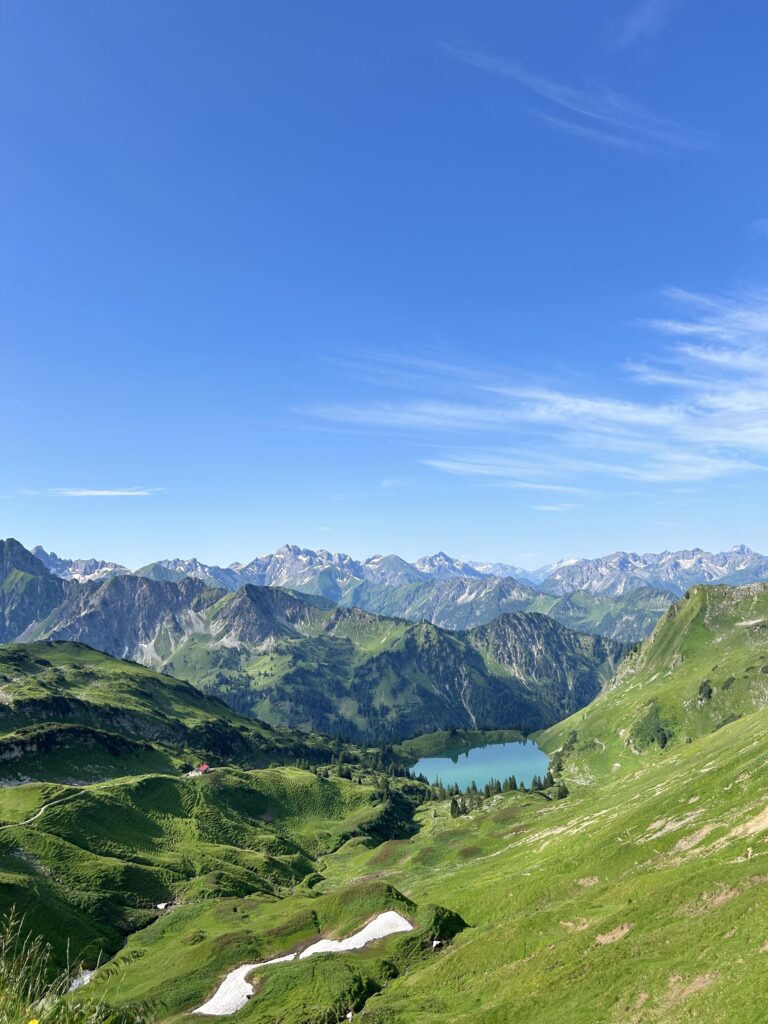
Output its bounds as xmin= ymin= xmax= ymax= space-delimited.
xmin=0 ymin=767 xmax=393 ymax=965
xmin=538 ymin=583 xmax=768 ymax=782
xmin=331 ymin=706 xmax=768 ymax=1023
xmin=84 ymin=881 xmax=462 ymax=1023
xmin=86 ymin=703 xmax=768 ymax=1023
xmin=0 ymin=642 xmax=336 ymax=782
xmin=314 ymin=585 xmax=768 ymax=1021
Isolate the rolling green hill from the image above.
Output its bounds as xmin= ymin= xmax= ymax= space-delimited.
xmin=0 ymin=642 xmax=338 ymax=783
xmin=49 ymin=582 xmax=768 ymax=1024
xmin=0 ymin=766 xmax=428 ymax=968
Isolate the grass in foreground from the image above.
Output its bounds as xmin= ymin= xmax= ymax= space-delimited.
xmin=0 ymin=910 xmax=151 ymax=1024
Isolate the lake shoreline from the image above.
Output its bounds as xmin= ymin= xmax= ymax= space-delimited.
xmin=394 ymin=728 xmax=526 ymax=765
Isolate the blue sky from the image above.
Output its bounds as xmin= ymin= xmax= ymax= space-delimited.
xmin=3 ymin=0 xmax=768 ymax=569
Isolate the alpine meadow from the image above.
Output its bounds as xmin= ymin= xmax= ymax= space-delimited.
xmin=3 ymin=3 xmax=768 ymax=1022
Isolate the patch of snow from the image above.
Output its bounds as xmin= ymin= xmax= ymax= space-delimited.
xmin=193 ymin=911 xmax=413 ymax=1016
xmin=69 ymin=969 xmax=94 ymax=992
xmin=194 ymin=954 xmax=297 ymax=1015
xmin=298 ymin=911 xmax=413 ymax=959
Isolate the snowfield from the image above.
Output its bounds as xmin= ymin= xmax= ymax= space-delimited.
xmin=193 ymin=910 xmax=414 ymax=1016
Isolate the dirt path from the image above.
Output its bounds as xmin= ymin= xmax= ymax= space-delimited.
xmin=0 ymin=792 xmax=80 ymax=830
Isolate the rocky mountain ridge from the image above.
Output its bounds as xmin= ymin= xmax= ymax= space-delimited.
xmin=1 ymin=542 xmax=626 ymax=741
xmin=33 ymin=541 xmax=767 ymax=597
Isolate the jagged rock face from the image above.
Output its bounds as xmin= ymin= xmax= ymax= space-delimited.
xmin=468 ymin=559 xmax=534 ymax=581
xmin=31 ymin=539 xmax=768 ymax=638
xmin=20 ymin=575 xmax=216 ymax=666
xmin=339 ymin=575 xmax=541 ymax=634
xmin=414 ymin=552 xmax=484 ymax=579
xmin=0 ymin=539 xmax=68 ymax=643
xmin=31 ymin=546 xmax=126 ymax=582
xmin=466 ymin=613 xmax=625 ymax=717
xmin=539 ymin=546 xmax=768 ymax=597
xmin=542 ymin=588 xmax=677 ymax=643
xmin=2 ymin=539 xmax=52 ymax=579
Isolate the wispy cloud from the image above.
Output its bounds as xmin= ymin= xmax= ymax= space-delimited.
xmin=535 ymin=114 xmax=652 ymax=153
xmin=304 ymin=288 xmax=768 ymax=489
xmin=444 ymin=45 xmax=709 ymax=153
xmin=53 ymin=487 xmax=158 ymax=497
xmin=531 ymin=503 xmax=580 ymax=513
xmin=751 ymin=219 xmax=768 ymax=238
xmin=613 ymin=0 xmax=680 ymax=48
xmin=494 ymin=481 xmax=587 ymax=494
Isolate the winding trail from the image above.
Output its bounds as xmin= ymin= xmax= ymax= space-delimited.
xmin=0 ymin=792 xmax=80 ymax=830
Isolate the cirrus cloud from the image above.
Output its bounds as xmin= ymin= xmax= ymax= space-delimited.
xmin=303 ymin=287 xmax=768 ymax=490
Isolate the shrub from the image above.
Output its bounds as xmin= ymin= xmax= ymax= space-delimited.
xmin=630 ymin=701 xmax=672 ymax=751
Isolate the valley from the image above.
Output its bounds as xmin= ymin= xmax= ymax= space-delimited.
xmin=2 ymin=579 xmax=768 ymax=1022
xmin=7 ymin=6 xmax=765 ymax=1020
xmin=1 ymin=540 xmax=625 ymax=742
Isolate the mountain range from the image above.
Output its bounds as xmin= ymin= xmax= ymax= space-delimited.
xmin=28 ymin=541 xmax=768 ymax=643
xmin=3 ymin=538 xmax=625 ymax=741
xmin=33 ymin=541 xmax=767 ymax=595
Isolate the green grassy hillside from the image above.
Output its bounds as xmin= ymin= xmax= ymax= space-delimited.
xmin=74 ymin=684 xmax=768 ymax=1021
xmin=539 ymin=582 xmax=768 ymax=782
xmin=0 ymin=642 xmax=337 ymax=782
xmin=83 ymin=880 xmax=464 ymax=1022
xmin=0 ymin=766 xmax=415 ymax=967
xmin=324 ymin=700 xmax=768 ymax=1023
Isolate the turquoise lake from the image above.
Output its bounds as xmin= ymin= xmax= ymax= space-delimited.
xmin=413 ymin=739 xmax=549 ymax=790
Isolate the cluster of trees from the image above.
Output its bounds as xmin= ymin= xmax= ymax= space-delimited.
xmin=291 ymin=745 xmax=571 ymax=811
xmin=439 ymin=770 xmax=569 ymax=815
xmin=630 ymin=699 xmax=672 ymax=750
